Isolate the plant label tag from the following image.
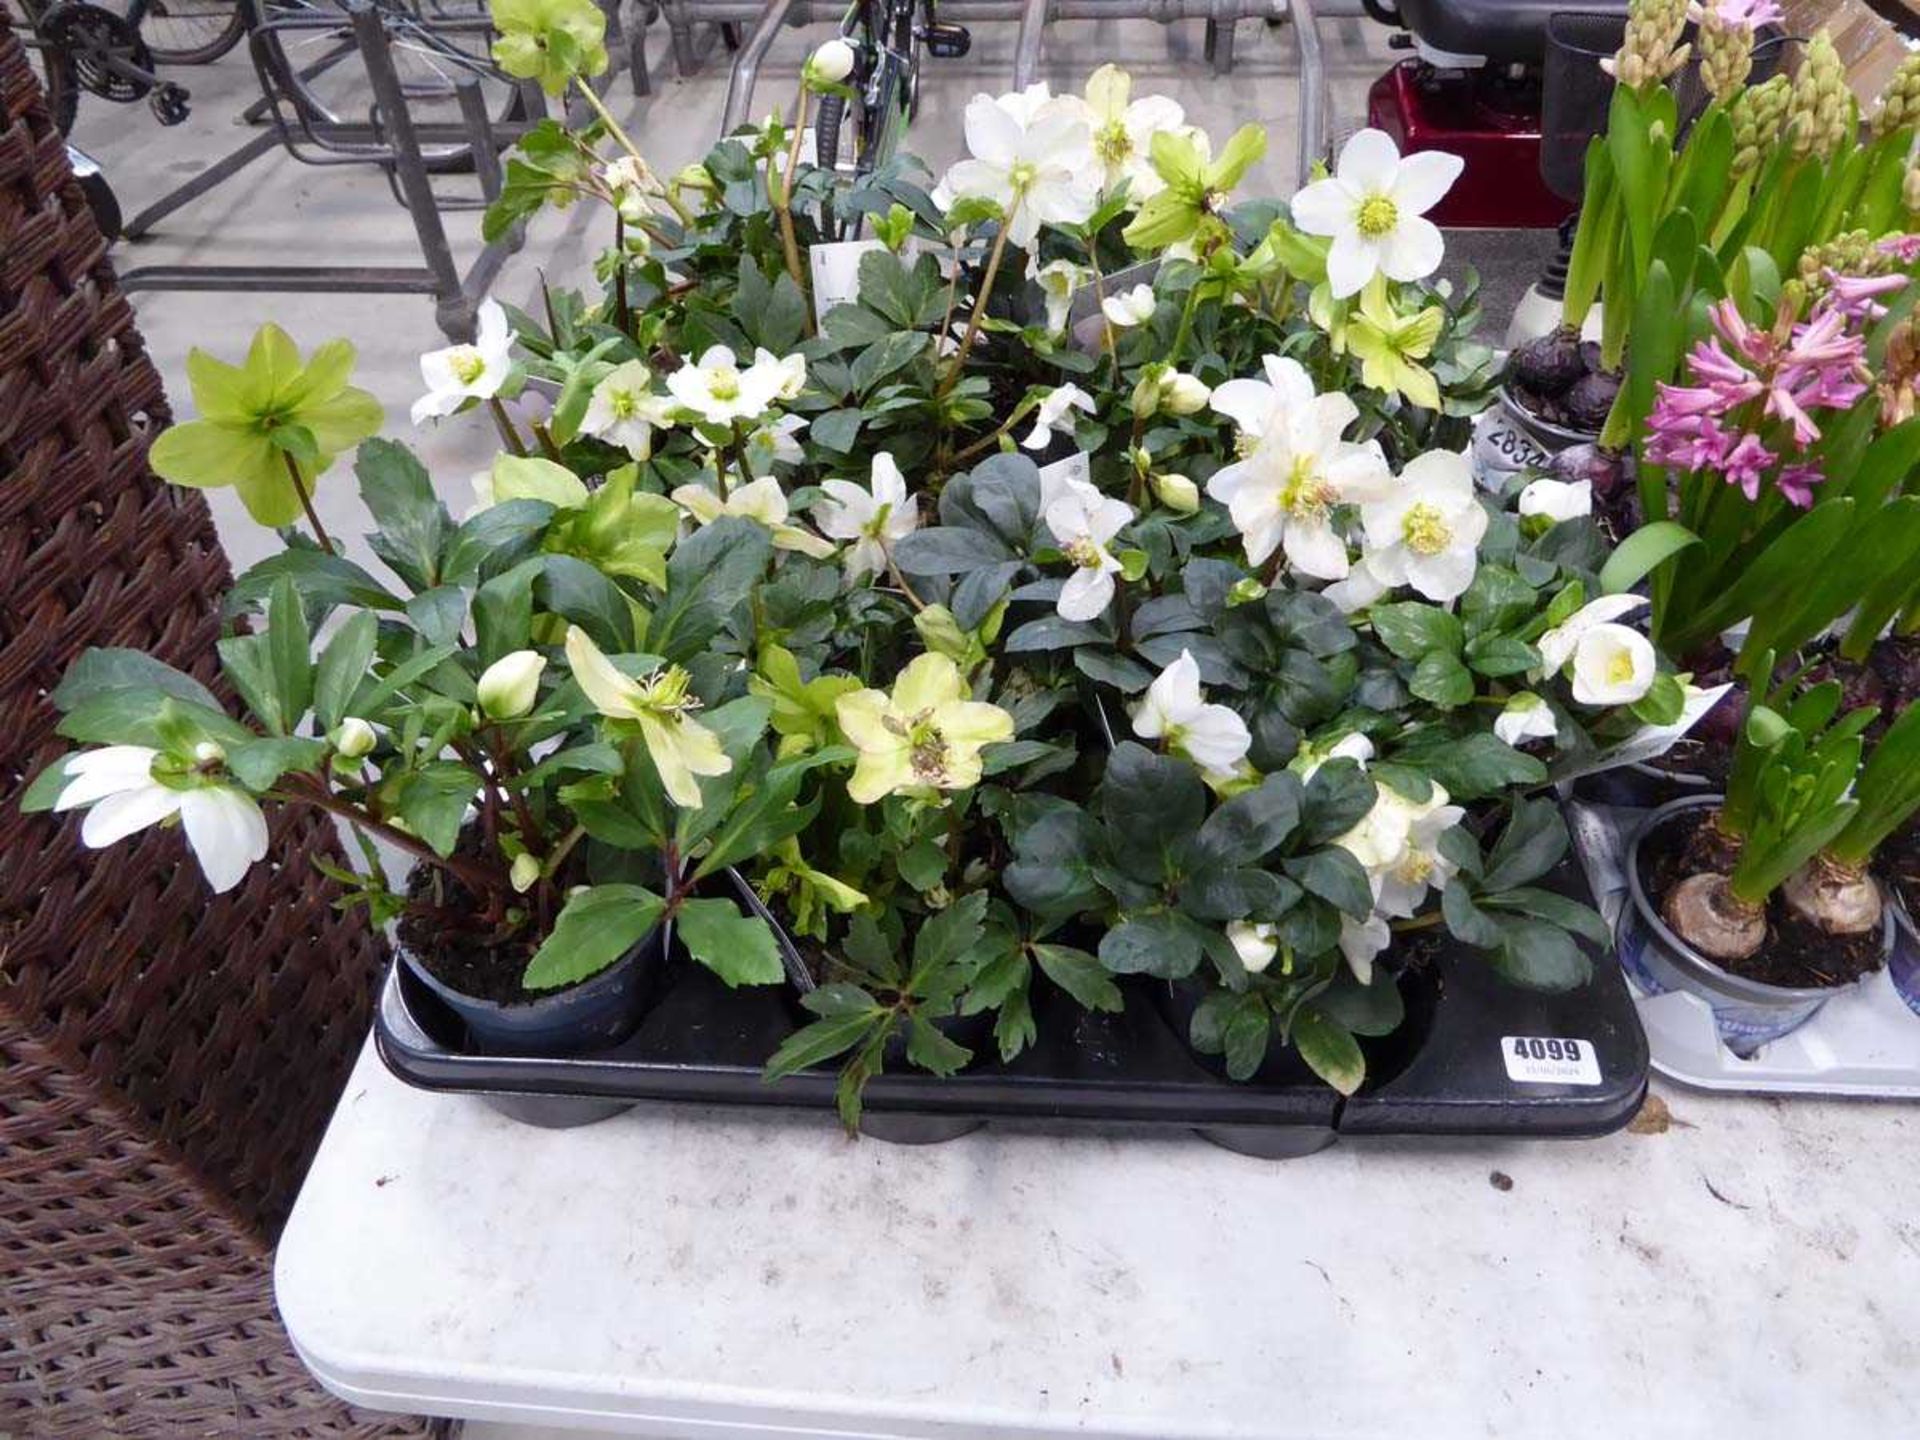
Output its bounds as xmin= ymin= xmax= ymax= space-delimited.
xmin=1501 ymin=1035 xmax=1601 ymax=1086
xmin=1470 ymin=410 xmax=1551 ymax=491
xmin=1037 ymin=453 xmax=1091 ymax=490
xmin=1549 ymin=682 xmax=1734 ymax=784
xmin=809 ymin=240 xmax=882 ymax=324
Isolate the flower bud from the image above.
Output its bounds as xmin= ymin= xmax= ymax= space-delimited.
xmin=1160 ymin=371 xmax=1212 ymax=415
xmin=1129 ymin=368 xmax=1163 ymax=420
xmin=193 ymin=740 xmax=225 ymax=765
xmin=1879 ymin=54 xmax=1920 ymax=132
xmin=332 ymin=716 xmax=377 ymax=758
xmin=510 ymin=852 xmax=542 ymax=893
xmin=805 ymin=38 xmax=855 ymax=88
xmin=477 ymin=650 xmax=546 ymax=721
xmin=1151 ymin=471 xmax=1201 ymax=514
xmin=1906 ymin=165 xmax=1920 ymax=214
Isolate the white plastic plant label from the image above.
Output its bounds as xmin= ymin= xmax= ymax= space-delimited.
xmin=1501 ymin=1036 xmax=1601 ymax=1086
xmin=1551 ymin=682 xmax=1734 ymax=784
xmin=809 ymin=239 xmax=882 ymax=324
xmin=1470 ymin=407 xmax=1551 ymax=491
xmin=1036 ymin=453 xmax=1091 ymax=490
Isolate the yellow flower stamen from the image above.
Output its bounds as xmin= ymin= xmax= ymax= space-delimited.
xmin=1279 ymin=455 xmax=1334 ymax=520
xmin=1606 ymin=651 xmax=1637 ymax=686
xmin=450 ymin=348 xmax=487 ymax=385
xmin=1007 ymin=160 xmax=1038 ymax=195
xmin=1356 ymin=194 xmax=1399 ymax=238
xmin=1401 ymin=501 xmax=1452 ymax=556
xmin=1095 ymin=121 xmax=1132 ymax=166
xmin=1064 ymin=538 xmax=1105 ymax=570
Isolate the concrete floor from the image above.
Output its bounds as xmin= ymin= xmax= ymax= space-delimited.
xmin=64 ymin=16 xmax=1524 ymax=1439
xmin=68 ymin=9 xmax=1400 ymax=576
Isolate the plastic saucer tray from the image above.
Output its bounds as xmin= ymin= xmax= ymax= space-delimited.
xmin=376 ymin=856 xmax=1650 ymax=1157
xmin=1568 ymin=800 xmax=1920 ymax=1100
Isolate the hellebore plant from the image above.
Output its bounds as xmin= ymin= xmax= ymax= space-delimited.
xmin=28 ymin=44 xmax=1726 ymax=1133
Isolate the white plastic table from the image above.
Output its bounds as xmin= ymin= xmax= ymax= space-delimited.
xmin=277 ymin=1039 xmax=1920 ymax=1439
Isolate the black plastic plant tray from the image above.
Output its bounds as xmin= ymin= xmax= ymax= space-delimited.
xmin=375 ymin=859 xmax=1651 ymax=1156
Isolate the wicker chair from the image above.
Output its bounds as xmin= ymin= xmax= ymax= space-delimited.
xmin=0 ymin=18 xmax=442 ymax=1437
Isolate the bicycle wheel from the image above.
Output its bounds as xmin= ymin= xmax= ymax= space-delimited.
xmin=251 ymin=0 xmax=524 ymax=171
xmin=131 ymin=0 xmax=245 ymax=62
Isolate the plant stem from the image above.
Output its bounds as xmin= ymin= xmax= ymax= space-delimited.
xmin=613 ymin=216 xmax=631 ymax=335
xmin=773 ymin=92 xmax=814 ymax=321
xmin=531 ymin=421 xmax=566 ymax=463
xmin=1169 ymin=284 xmax=1202 ymax=364
xmin=948 ymin=400 xmax=1036 ymax=466
xmin=937 ymin=222 xmax=1012 ymax=400
xmin=281 ymin=774 xmax=506 ymax=897
xmin=488 ymin=396 xmax=527 ymax=456
xmin=884 ymin=546 xmax=929 ymax=611
xmin=281 ymin=452 xmax=335 ymax=554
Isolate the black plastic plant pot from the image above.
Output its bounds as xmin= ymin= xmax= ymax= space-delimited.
xmin=1618 ymin=796 xmax=1894 ymax=1055
xmin=1891 ymin=903 xmax=1920 ymax=1019
xmin=376 ymin=852 xmax=1650 ymax=1156
xmin=724 ymin=867 xmax=993 ymax=1144
xmin=396 ymin=915 xmax=672 ymax=1124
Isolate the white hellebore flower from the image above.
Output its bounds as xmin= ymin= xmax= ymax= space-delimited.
xmin=806 ymin=37 xmax=855 ymax=86
xmin=581 ymin=360 xmax=670 ymax=459
xmin=1494 ymin=691 xmax=1558 ymax=747
xmin=1101 ymin=284 xmax=1157 ymax=328
xmin=1339 ymin=912 xmax=1393 ymax=985
xmin=1204 ymin=356 xmax=1392 ymax=579
xmin=1370 ymin=784 xmax=1465 ymax=919
xmin=601 ymin=156 xmax=654 ymax=224
xmin=477 ymin=649 xmax=547 ymax=721
xmin=1536 ymin=594 xmax=1648 ymax=678
xmin=1030 ymin=257 xmax=1089 ymax=336
xmin=412 ymin=298 xmax=512 ymax=424
xmin=1288 ymin=128 xmax=1464 ymax=298
xmin=1227 ymin=919 xmax=1279 ymax=975
xmin=1295 ymin=730 xmax=1375 ymax=779
xmin=1045 ymin=484 xmax=1134 ymax=622
xmin=1570 ymin=624 xmax=1657 ymax=706
xmin=745 ymin=413 xmax=809 ymax=473
xmin=1358 ymin=449 xmax=1486 ymax=603
xmin=1022 ymin=383 xmax=1096 ymax=450
xmin=665 ymin=345 xmax=791 ymax=426
xmin=940 ymin=85 xmax=1098 ymax=247
xmin=1518 ymin=478 xmax=1593 ymax=524
xmin=1131 ymin=648 xmax=1252 ymax=779
xmin=54 ymin=744 xmax=269 ymax=894
xmin=1075 ymin=63 xmax=1188 ymax=202
xmin=815 ymin=451 xmax=919 ymax=579
xmin=670 ymin=476 xmax=835 ymax=558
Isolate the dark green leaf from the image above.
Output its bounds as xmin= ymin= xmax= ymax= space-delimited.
xmin=1371 ymin=602 xmax=1464 ymax=660
xmin=1482 ymin=798 xmax=1568 ymax=892
xmin=313 ymin=611 xmax=378 ymax=730
xmin=1298 ymin=758 xmax=1377 ymax=847
xmin=1193 ymin=772 xmax=1304 ymax=866
xmin=1409 ymin=651 xmax=1475 ymax=709
xmin=1031 ymin=943 xmax=1124 ymax=1012
xmin=905 ymin=1016 xmax=972 ymax=1075
xmin=1099 ymin=912 xmax=1202 ymax=978
xmin=1293 ymin=1008 xmax=1365 ymax=1094
xmin=1284 ymin=847 xmax=1374 ymax=919
xmin=52 ymin=649 xmax=221 ymax=713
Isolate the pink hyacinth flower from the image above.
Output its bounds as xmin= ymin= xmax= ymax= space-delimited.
xmin=1776 ymin=463 xmax=1825 ymax=508
xmin=1824 ymin=269 xmax=1909 ymax=323
xmin=1878 ymin=234 xmax=1920 ymax=263
xmin=1721 ymin=432 xmax=1776 ymax=501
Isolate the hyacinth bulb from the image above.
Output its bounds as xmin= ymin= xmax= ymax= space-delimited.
xmin=1546 ymin=442 xmax=1629 ymax=498
xmin=1509 ymin=328 xmax=1585 ymax=394
xmin=1564 ymin=371 xmax=1622 ymax=431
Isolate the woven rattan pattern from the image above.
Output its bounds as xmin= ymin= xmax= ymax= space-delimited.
xmin=0 ymin=18 xmax=439 ymax=1436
